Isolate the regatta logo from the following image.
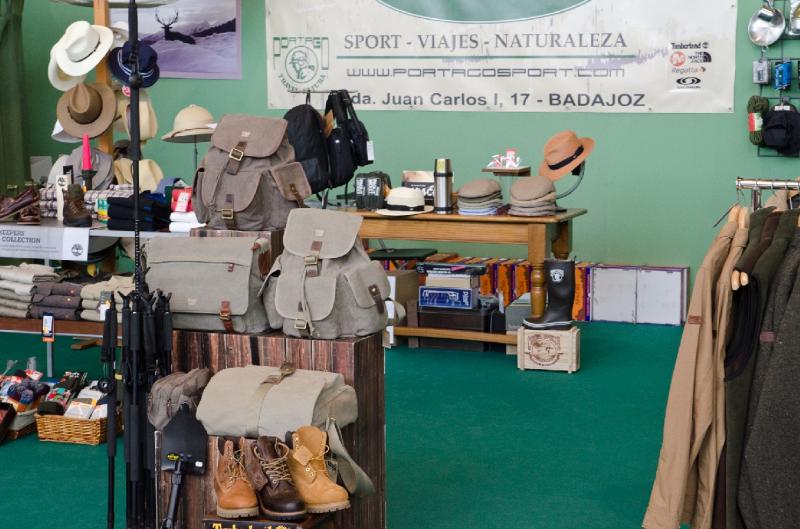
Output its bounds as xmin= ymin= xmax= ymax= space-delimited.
xmin=377 ymin=0 xmax=590 ymax=23
xmin=272 ymin=37 xmax=330 ymax=91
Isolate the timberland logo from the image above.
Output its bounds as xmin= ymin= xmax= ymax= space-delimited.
xmin=272 ymin=36 xmax=330 ymax=91
xmin=550 ymin=269 xmax=564 ymax=283
xmin=526 ymin=334 xmax=562 ymax=366
xmin=71 ymin=244 xmax=83 ymax=257
xmin=378 ymin=0 xmax=590 ymax=22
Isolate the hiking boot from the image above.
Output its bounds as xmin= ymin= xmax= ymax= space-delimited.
xmin=214 ymin=437 xmax=260 ymax=519
xmin=244 ymin=436 xmax=307 ymax=521
xmin=62 ymin=184 xmax=92 ymax=227
xmin=523 ymin=259 xmax=575 ymax=331
xmin=285 ymin=426 xmax=350 ymax=514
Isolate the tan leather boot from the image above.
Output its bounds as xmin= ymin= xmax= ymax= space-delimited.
xmin=285 ymin=426 xmax=350 ymax=513
xmin=214 ymin=437 xmax=260 ymax=519
xmin=63 ymin=184 xmax=92 ymax=227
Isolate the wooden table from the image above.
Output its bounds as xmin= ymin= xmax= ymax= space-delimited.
xmin=350 ymin=208 xmax=587 ymax=345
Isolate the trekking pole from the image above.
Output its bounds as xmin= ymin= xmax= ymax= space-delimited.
xmin=99 ymin=297 xmax=118 ymax=529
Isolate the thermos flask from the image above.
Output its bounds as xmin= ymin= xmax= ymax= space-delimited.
xmin=433 ymin=158 xmax=453 ymax=214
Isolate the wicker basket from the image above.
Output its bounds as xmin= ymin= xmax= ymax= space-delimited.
xmin=36 ymin=410 xmax=122 ymax=445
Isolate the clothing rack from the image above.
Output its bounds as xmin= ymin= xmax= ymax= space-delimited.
xmin=736 ymin=177 xmax=800 ymax=209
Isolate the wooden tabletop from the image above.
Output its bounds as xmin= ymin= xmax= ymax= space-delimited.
xmin=349 ymin=208 xmax=587 ymax=225
xmin=0 ymin=316 xmax=108 ymax=337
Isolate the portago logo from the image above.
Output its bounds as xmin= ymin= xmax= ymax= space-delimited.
xmin=273 ymin=37 xmax=329 ymax=91
xmin=378 ymin=0 xmax=590 ymax=22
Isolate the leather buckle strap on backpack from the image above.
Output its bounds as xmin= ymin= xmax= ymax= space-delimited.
xmin=368 ymin=284 xmax=385 ymax=314
xmin=289 ymin=183 xmax=307 ymax=208
xmin=221 ymin=193 xmax=236 ymax=229
xmin=219 ymin=301 xmax=234 ymax=333
xmin=225 ymin=141 xmax=247 ymax=174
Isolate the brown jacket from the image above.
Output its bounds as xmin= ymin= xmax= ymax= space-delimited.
xmin=644 ymin=220 xmax=737 ymax=529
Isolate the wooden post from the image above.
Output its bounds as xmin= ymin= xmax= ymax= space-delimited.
xmin=528 ymin=224 xmax=548 ymax=319
xmin=552 ymin=220 xmax=572 ymax=260
xmin=93 ymin=0 xmax=114 ymax=155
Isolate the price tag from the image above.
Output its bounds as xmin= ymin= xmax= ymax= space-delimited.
xmin=98 ymin=291 xmax=113 ymax=321
xmin=366 ymin=140 xmax=375 ymax=162
xmin=42 ymin=314 xmax=55 ymax=343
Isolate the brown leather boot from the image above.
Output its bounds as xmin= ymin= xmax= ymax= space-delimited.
xmin=285 ymin=426 xmax=350 ymax=513
xmin=214 ymin=437 xmax=260 ymax=519
xmin=244 ymin=436 xmax=307 ymax=521
xmin=62 ymin=184 xmax=92 ymax=227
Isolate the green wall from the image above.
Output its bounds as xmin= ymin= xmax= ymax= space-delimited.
xmin=19 ymin=1 xmax=792 ymax=268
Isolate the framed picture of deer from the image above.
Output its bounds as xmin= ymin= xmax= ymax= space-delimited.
xmin=111 ymin=0 xmax=241 ymax=79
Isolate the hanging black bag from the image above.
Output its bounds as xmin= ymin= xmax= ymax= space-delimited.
xmin=340 ymin=90 xmax=373 ymax=167
xmin=325 ymin=91 xmax=358 ymax=188
xmin=283 ymin=93 xmax=331 ymax=194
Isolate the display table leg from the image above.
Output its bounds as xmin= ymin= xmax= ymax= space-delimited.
xmin=528 ymin=224 xmax=548 ymax=319
xmin=552 ymin=220 xmax=572 ymax=260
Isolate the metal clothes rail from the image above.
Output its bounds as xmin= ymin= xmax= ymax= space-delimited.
xmin=736 ymin=177 xmax=800 ymax=209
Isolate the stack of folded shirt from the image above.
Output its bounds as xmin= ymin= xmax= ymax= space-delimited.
xmin=457 ymin=179 xmax=504 ymax=216
xmin=0 ymin=264 xmax=59 ymax=318
xmin=30 ymin=281 xmax=83 ymax=321
xmin=509 ymin=176 xmax=558 ymax=217
xmin=169 ymin=211 xmax=205 ymax=233
xmin=39 ymin=184 xmax=134 ymax=219
xmin=80 ymin=275 xmax=134 ymax=323
xmin=107 ymin=193 xmax=171 ymax=232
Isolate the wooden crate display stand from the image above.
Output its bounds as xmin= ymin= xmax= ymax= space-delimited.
xmin=517 ymin=327 xmax=580 ymax=373
xmin=161 ymin=331 xmax=386 ymax=529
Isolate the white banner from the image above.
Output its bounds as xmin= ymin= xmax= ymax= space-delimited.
xmin=266 ymin=0 xmax=736 ymax=113
xmin=0 ymin=225 xmax=89 ymax=261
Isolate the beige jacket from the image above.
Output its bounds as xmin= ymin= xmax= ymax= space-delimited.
xmin=643 ymin=220 xmax=737 ymax=529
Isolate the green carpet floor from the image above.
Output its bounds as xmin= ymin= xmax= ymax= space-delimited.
xmin=0 ymin=322 xmax=680 ymax=528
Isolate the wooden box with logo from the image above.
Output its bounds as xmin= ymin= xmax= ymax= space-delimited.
xmin=517 ymin=327 xmax=580 ymax=373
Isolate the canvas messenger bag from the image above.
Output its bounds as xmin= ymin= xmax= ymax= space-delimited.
xmin=144 ymin=236 xmax=272 ymax=334
xmin=263 ymin=208 xmax=391 ymax=339
xmin=193 ymin=114 xmax=312 ymax=231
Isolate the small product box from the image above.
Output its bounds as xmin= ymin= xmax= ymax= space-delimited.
xmin=517 ymin=327 xmax=580 ymax=373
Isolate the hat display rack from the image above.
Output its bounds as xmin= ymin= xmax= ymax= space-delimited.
xmin=747 ymin=0 xmax=800 ymax=157
xmin=51 ymin=2 xmax=175 ymax=529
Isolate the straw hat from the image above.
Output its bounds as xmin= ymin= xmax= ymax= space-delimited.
xmin=114 ymin=88 xmax=159 ymax=141
xmin=538 ymin=130 xmax=595 ymax=181
xmin=48 ymin=36 xmax=87 ymax=91
xmin=113 ymin=158 xmax=164 ymax=192
xmin=376 ymin=187 xmax=433 ymax=216
xmin=52 ymin=20 xmax=114 ymax=77
xmin=56 ymin=82 xmax=116 ymax=139
xmin=162 ymin=104 xmax=216 ymax=143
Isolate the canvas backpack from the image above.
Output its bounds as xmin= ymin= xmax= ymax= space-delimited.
xmin=147 ymin=368 xmax=211 ymax=430
xmin=193 ymin=114 xmax=312 ymax=231
xmin=284 ymin=96 xmax=331 ymax=194
xmin=263 ymin=208 xmax=390 ymax=339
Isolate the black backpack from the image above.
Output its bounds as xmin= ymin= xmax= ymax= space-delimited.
xmin=325 ymin=90 xmax=373 ymax=188
xmin=283 ymin=96 xmax=331 ymax=194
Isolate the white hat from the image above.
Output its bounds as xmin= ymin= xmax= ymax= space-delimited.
xmin=114 ymin=88 xmax=158 ymax=142
xmin=48 ymin=36 xmax=87 ymax=91
xmin=51 ymin=120 xmax=82 ymax=143
xmin=376 ymin=187 xmax=433 ymax=216
xmin=52 ymin=21 xmax=114 ymax=77
xmin=110 ymin=21 xmax=128 ymax=48
xmin=162 ymin=104 xmax=216 ymax=143
xmin=113 ymin=158 xmax=164 ymax=192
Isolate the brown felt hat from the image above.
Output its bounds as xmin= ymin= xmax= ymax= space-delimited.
xmin=538 ymin=130 xmax=595 ymax=181
xmin=56 ymin=82 xmax=116 ymax=139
